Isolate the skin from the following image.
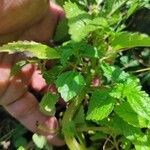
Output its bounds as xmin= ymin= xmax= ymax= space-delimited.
xmin=0 ymin=0 xmax=65 ymax=146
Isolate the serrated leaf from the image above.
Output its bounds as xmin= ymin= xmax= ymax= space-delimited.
xmin=68 ymin=14 xmax=91 ymax=42
xmin=57 ymin=42 xmax=75 ymax=66
xmin=110 ymin=83 xmax=125 ymax=99
xmin=64 ymin=1 xmax=91 ymax=41
xmin=59 ymin=41 xmax=100 ymax=65
xmin=79 ymin=42 xmax=99 ymax=58
xmin=32 ymin=134 xmax=46 ymax=149
xmin=100 ymin=115 xmax=142 ymax=140
xmin=57 ymin=41 xmax=100 ymax=67
xmin=111 ymin=78 xmax=150 ymax=121
xmin=125 ymin=80 xmax=150 ymax=121
xmin=86 ymin=17 xmax=109 ymax=29
xmin=74 ymin=17 xmax=109 ymax=42
xmin=64 ymin=1 xmax=85 ymax=19
xmin=111 ymin=32 xmax=150 ymax=51
xmin=64 ymin=2 xmax=109 ymax=42
xmin=105 ymin=116 xmax=150 ymax=150
xmin=43 ymin=66 xmax=63 ymax=84
xmin=86 ymin=89 xmax=115 ymax=121
xmin=101 ymin=63 xmax=129 ymax=82
xmin=39 ymin=92 xmax=58 ymax=116
xmin=110 ymin=77 xmax=140 ymax=99
xmin=134 ymin=132 xmax=150 ymax=150
xmin=0 ymin=41 xmax=60 ymax=59
xmin=56 ymin=71 xmax=85 ymax=102
xmin=115 ymin=102 xmax=150 ymax=128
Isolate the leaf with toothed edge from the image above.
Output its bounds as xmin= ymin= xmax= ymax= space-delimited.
xmin=56 ymin=71 xmax=86 ymax=102
xmin=0 ymin=41 xmax=60 ymax=59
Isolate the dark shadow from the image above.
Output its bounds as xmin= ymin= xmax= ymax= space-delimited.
xmin=126 ymin=8 xmax=150 ymax=35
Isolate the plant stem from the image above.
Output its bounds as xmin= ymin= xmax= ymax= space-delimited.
xmin=131 ymin=67 xmax=150 ymax=73
xmin=0 ymin=129 xmax=15 ymax=142
xmin=77 ymin=126 xmax=110 ymax=133
xmin=103 ymin=135 xmax=111 ymax=150
xmin=62 ymin=92 xmax=87 ymax=150
xmin=112 ymin=136 xmax=119 ymax=150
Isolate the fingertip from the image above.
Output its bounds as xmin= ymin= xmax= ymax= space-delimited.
xmin=37 ymin=116 xmax=65 ymax=146
xmin=30 ymin=69 xmax=47 ymax=92
xmin=49 ymin=1 xmax=65 ymax=22
xmin=47 ymin=134 xmax=65 ymax=146
xmin=37 ymin=116 xmax=58 ymax=135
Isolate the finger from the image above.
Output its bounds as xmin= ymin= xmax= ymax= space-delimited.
xmin=50 ymin=1 xmax=65 ymax=20
xmin=4 ymin=92 xmax=56 ymax=134
xmin=18 ymin=10 xmax=58 ymax=43
xmin=0 ymin=0 xmax=49 ymax=34
xmin=0 ymin=53 xmax=15 ymax=98
xmin=4 ymin=92 xmax=64 ymax=146
xmin=0 ymin=64 xmax=34 ymax=106
xmin=47 ymin=134 xmax=65 ymax=146
xmin=0 ymin=52 xmax=35 ymax=105
xmin=30 ymin=69 xmax=47 ymax=92
xmin=0 ymin=31 xmax=22 ymax=45
xmin=18 ymin=1 xmax=65 ymax=43
xmin=29 ymin=68 xmax=58 ymax=94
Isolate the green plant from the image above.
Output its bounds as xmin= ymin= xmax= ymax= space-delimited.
xmin=0 ymin=0 xmax=150 ymax=149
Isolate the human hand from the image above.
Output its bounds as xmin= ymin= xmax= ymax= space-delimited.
xmin=0 ymin=0 xmax=65 ymax=146
xmin=0 ymin=0 xmax=64 ymax=44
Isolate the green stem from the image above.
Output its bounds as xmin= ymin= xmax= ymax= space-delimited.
xmin=112 ymin=136 xmax=119 ymax=150
xmin=62 ymin=92 xmax=87 ymax=150
xmin=131 ymin=67 xmax=150 ymax=73
xmin=77 ymin=126 xmax=110 ymax=133
xmin=0 ymin=129 xmax=15 ymax=141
